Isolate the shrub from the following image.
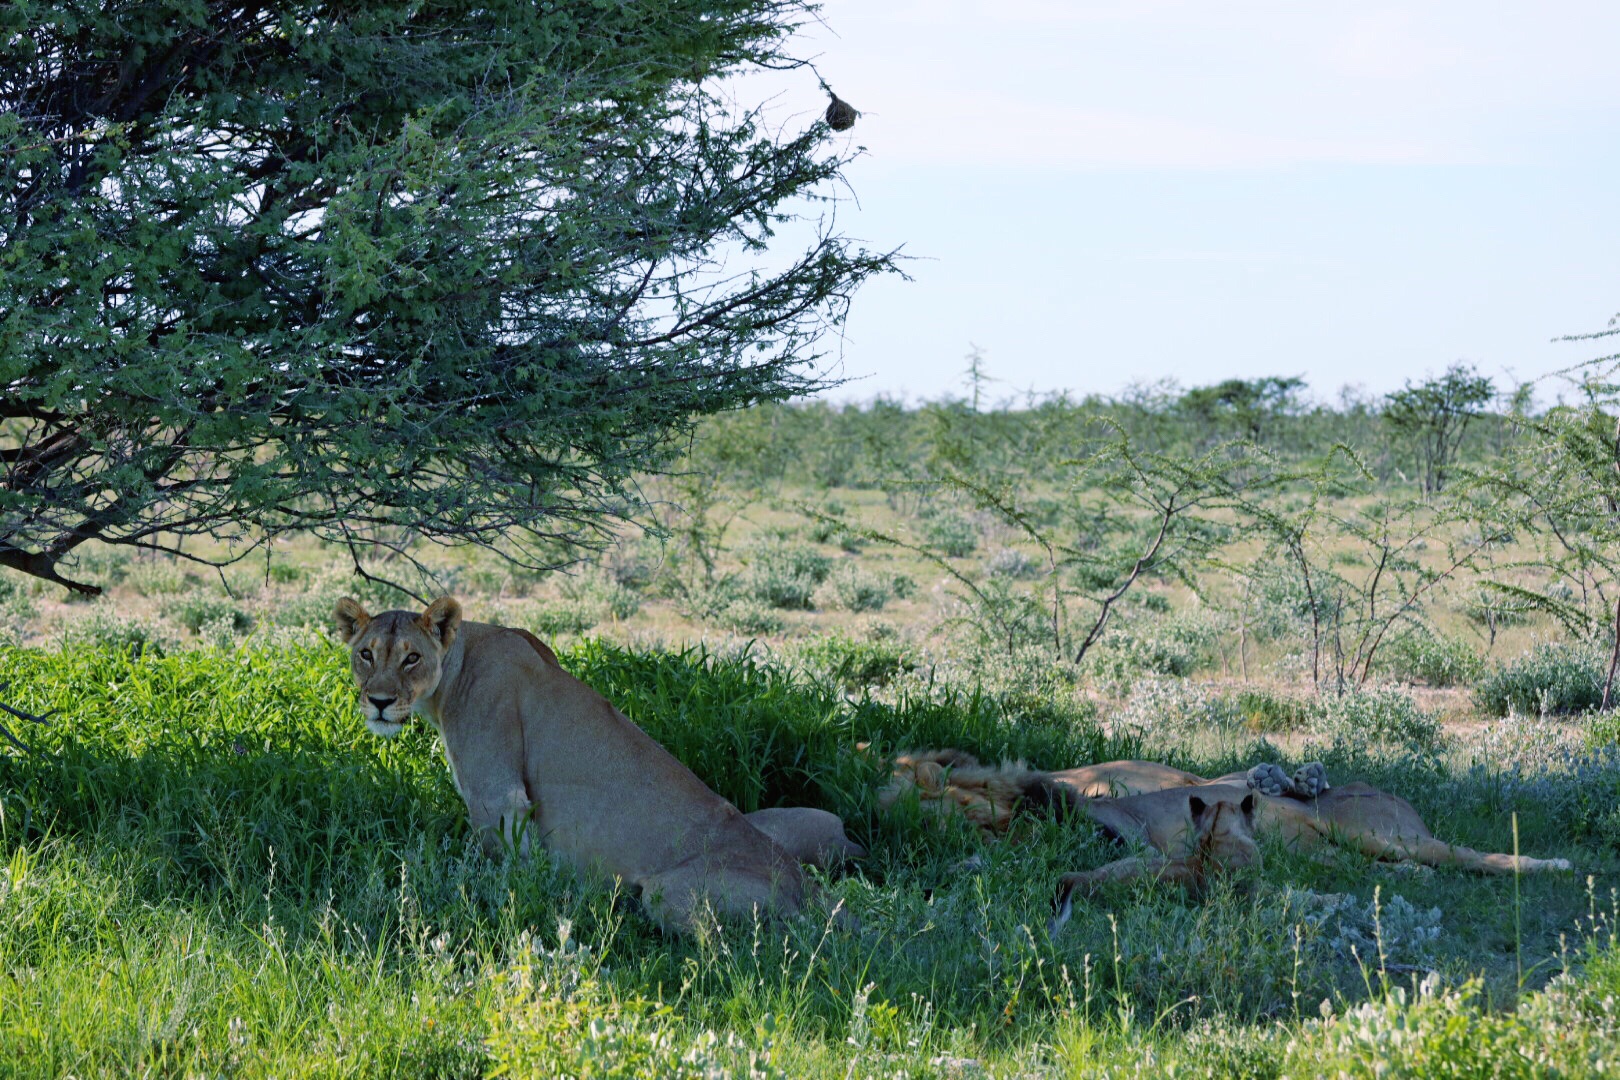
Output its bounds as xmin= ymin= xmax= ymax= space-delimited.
xmin=529 ymin=604 xmax=600 ymax=635
xmin=604 ymin=536 xmax=663 ymax=590
xmin=1231 ymin=687 xmax=1309 ymax=733
xmin=1590 ymin=711 xmax=1620 ymax=747
xmin=1114 ymin=679 xmax=1243 ymax=737
xmin=272 ymin=591 xmax=342 ymax=630
xmin=64 ymin=545 xmax=131 ymax=588
xmin=1380 ymin=629 xmax=1483 ymax=687
xmin=58 ymin=609 xmax=172 ymax=657
xmin=1460 ymin=588 xmax=1532 ymax=629
xmin=740 ymin=538 xmax=831 ymax=609
xmin=560 ymin=571 xmax=642 ymax=622
xmin=797 ymin=633 xmax=917 ymax=690
xmin=162 ymin=595 xmax=255 ymax=636
xmin=921 ymin=511 xmax=979 ymax=558
xmin=266 ymin=561 xmax=307 ymax=585
xmin=806 ymin=514 xmax=844 ymax=544
xmin=1310 ymin=687 xmax=1442 ymax=750
xmin=1474 ymin=641 xmax=1606 ymax=717
xmin=984 ymin=546 xmax=1039 ymax=580
xmin=124 ymin=560 xmax=191 ymax=596
xmin=815 ymin=563 xmax=892 ymax=613
xmin=714 ymin=600 xmax=787 ymax=636
xmin=0 ymin=580 xmax=36 ymax=624
xmin=1092 ymin=614 xmax=1218 ymax=692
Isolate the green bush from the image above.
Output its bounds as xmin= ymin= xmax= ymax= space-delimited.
xmin=266 ymin=561 xmax=307 ymax=585
xmin=57 ymin=609 xmax=172 ymax=657
xmin=1092 ymin=614 xmax=1218 ymax=692
xmin=796 ymin=633 xmax=917 ymax=691
xmin=271 ymin=591 xmax=339 ymax=630
xmin=0 ymin=581 xmax=36 ymax=624
xmin=984 ymin=546 xmax=1038 ymax=580
xmin=1461 ymin=588 xmax=1532 ymax=630
xmin=529 ymin=603 xmax=600 ymax=635
xmin=1380 ymin=629 xmax=1483 ymax=687
xmin=560 ymin=571 xmax=642 ymax=622
xmin=124 ymin=560 xmax=191 ymax=597
xmin=1475 ymin=641 xmax=1607 ymax=717
xmin=714 ymin=600 xmax=787 ymax=636
xmin=739 ymin=538 xmax=832 ymax=609
xmin=920 ymin=511 xmax=979 ymax=558
xmin=815 ymin=562 xmax=892 ymax=613
xmin=605 ymin=537 xmax=663 ymax=590
xmin=1310 ymin=687 xmax=1442 ymax=750
xmin=1230 ymin=687 xmax=1309 ymax=733
xmin=161 ymin=595 xmax=254 ymax=636
xmin=63 ymin=546 xmax=132 ymax=589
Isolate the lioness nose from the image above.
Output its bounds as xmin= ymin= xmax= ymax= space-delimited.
xmin=368 ymin=696 xmax=396 ymax=712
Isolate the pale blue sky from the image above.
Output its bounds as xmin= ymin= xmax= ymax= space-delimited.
xmin=750 ymin=1 xmax=1620 ymax=404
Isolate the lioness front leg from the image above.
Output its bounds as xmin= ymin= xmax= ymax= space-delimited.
xmin=1049 ymin=854 xmax=1203 ymax=935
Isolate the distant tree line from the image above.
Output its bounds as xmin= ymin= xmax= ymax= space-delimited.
xmin=689 ymin=361 xmax=1515 ymax=493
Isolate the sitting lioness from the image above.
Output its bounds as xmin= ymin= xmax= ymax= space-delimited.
xmin=882 ymin=750 xmax=1572 ymax=882
xmin=334 ymin=596 xmax=861 ymax=934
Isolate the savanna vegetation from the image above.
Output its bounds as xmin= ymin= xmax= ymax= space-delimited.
xmin=5 ymin=352 xmax=1620 ymax=1076
xmin=4 ymin=1 xmax=1620 ymax=1075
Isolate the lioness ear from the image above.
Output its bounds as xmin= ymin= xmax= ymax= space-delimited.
xmin=334 ymin=597 xmax=371 ymax=643
xmin=417 ymin=596 xmax=463 ymax=649
xmin=1188 ymin=795 xmax=1208 ymax=821
xmin=1240 ymin=792 xmax=1257 ymax=819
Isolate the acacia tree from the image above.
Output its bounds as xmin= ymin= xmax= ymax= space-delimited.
xmin=0 ymin=0 xmax=893 ymax=595
xmin=1383 ymin=363 xmax=1495 ymax=494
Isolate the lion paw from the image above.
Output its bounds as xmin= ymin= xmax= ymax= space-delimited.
xmin=1292 ymin=762 xmax=1330 ymax=799
xmin=1246 ymin=762 xmax=1293 ymax=797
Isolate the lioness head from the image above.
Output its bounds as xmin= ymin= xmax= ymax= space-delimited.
xmin=1187 ymin=792 xmax=1260 ymax=870
xmin=334 ymin=595 xmax=463 ymax=737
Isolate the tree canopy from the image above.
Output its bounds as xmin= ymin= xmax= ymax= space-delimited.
xmin=1383 ymin=363 xmax=1495 ymax=494
xmin=0 ymin=0 xmax=894 ymax=594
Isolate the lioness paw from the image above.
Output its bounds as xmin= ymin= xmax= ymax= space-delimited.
xmin=1246 ymin=762 xmax=1292 ymax=797
xmin=1292 ymin=762 xmax=1330 ymax=799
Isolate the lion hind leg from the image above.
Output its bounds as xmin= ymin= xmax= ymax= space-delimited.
xmin=637 ymin=861 xmax=806 ymax=936
xmin=1333 ymin=828 xmax=1571 ymax=874
xmin=744 ymin=807 xmax=866 ymax=869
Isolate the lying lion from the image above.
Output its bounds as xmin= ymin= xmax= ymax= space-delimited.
xmin=882 ymin=749 xmax=1572 ymax=912
xmin=335 ymin=596 xmax=862 ymax=934
xmin=1049 ymin=788 xmax=1265 ymax=931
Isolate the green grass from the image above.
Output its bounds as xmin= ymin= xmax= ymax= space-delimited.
xmin=0 ymin=638 xmax=1615 ymax=1076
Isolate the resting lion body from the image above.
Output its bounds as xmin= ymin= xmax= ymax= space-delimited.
xmin=883 ymin=750 xmax=1572 ymax=878
xmin=1050 ymin=790 xmax=1262 ymax=932
xmin=335 ymin=596 xmax=860 ymax=934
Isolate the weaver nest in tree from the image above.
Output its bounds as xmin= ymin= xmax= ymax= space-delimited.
xmin=824 ymin=90 xmax=859 ymax=132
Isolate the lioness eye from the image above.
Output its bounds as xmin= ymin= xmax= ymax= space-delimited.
xmin=359 ymin=649 xmax=373 ymax=663
xmin=404 ymin=653 xmax=420 ymax=666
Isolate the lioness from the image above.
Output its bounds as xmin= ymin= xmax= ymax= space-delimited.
xmin=1049 ymin=790 xmax=1261 ymax=932
xmin=335 ymin=596 xmax=861 ymax=934
xmin=882 ymin=750 xmax=1572 ymax=877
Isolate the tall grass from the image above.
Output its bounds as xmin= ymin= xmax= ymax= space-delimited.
xmin=0 ymin=638 xmax=1612 ymax=1076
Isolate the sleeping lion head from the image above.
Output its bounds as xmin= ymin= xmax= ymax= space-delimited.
xmin=334 ymin=596 xmax=462 ymax=737
xmin=1187 ymin=791 xmax=1260 ymax=871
